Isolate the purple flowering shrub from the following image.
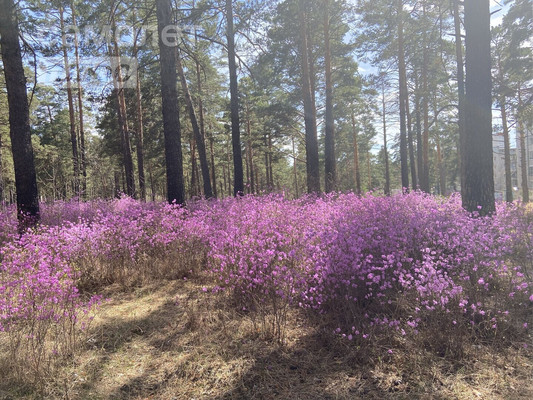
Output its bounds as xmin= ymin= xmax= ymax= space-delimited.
xmin=204 ymin=192 xmax=532 ymax=346
xmin=0 ymin=193 xmax=532 ymax=376
xmin=206 ymin=195 xmax=318 ymax=338
xmin=299 ymin=193 xmax=532 ymax=352
xmin=0 ymin=231 xmax=100 ymax=379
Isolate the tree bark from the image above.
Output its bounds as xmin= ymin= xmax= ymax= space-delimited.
xmin=292 ymin=136 xmax=299 ymax=198
xmin=463 ymin=0 xmax=495 ymax=214
xmin=420 ymin=2 xmax=430 ymax=193
xmin=59 ymin=6 xmax=79 ymax=195
xmin=209 ymin=132 xmax=217 ymax=198
xmin=176 ymin=51 xmax=213 ymax=198
xmin=351 ymin=110 xmax=361 ymax=195
xmin=453 ymin=0 xmax=466 ymax=196
xmin=107 ymin=21 xmax=136 ymax=198
xmin=323 ymin=0 xmax=336 ymax=192
xmin=298 ymin=0 xmax=320 ymax=193
xmin=499 ymin=87 xmax=513 ymax=202
xmin=381 ymin=81 xmax=390 ymax=196
xmin=397 ymin=0 xmax=409 ymax=190
xmin=245 ymin=102 xmax=255 ymax=193
xmin=156 ymin=0 xmax=185 ymax=204
xmin=406 ymin=92 xmax=417 ymax=189
xmin=71 ymin=0 xmax=87 ymax=196
xmin=225 ymin=0 xmax=244 ymax=196
xmin=518 ymin=89 xmax=529 ymax=203
xmin=414 ymin=73 xmax=423 ymax=189
xmin=0 ymin=0 xmax=40 ymax=230
xmin=132 ymin=29 xmax=146 ymax=202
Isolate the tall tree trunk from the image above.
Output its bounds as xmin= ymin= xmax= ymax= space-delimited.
xmin=108 ymin=22 xmax=135 ymax=198
xmin=397 ymin=0 xmax=409 ymax=190
xmin=351 ymin=110 xmax=361 ymax=195
xmin=71 ymin=0 xmax=87 ymax=196
xmin=406 ymin=93 xmax=417 ymax=189
xmin=414 ymin=73 xmax=423 ymax=188
xmin=367 ymin=152 xmax=372 ymax=191
xmin=420 ymin=3 xmax=430 ymax=193
xmin=148 ymin=162 xmax=156 ymax=201
xmin=463 ymin=0 xmax=495 ymax=214
xmin=245 ymin=102 xmax=255 ymax=193
xmin=225 ymin=0 xmax=244 ymax=196
xmin=176 ymin=51 xmax=213 ymax=198
xmin=0 ymin=135 xmax=3 ymax=203
xmin=226 ymin=145 xmax=233 ymax=196
xmin=190 ymin=136 xmax=199 ymax=197
xmin=499 ymin=91 xmax=513 ymax=202
xmin=209 ymin=133 xmax=217 ymax=198
xmin=133 ymin=37 xmax=146 ymax=201
xmin=436 ymin=134 xmax=446 ymax=195
xmin=453 ymin=0 xmax=466 ymax=196
xmin=263 ymin=132 xmax=270 ymax=188
xmin=156 ymin=0 xmax=185 ymax=204
xmin=381 ymin=81 xmax=391 ymax=196
xmin=298 ymin=0 xmax=320 ymax=193
xmin=268 ymin=132 xmax=274 ymax=188
xmin=194 ymin=30 xmax=214 ymax=196
xmin=0 ymin=0 xmax=40 ymax=230
xmin=434 ymin=100 xmax=447 ymax=195
xmin=323 ymin=0 xmax=336 ymax=192
xmin=59 ymin=6 xmax=79 ymax=196
xmin=292 ymin=136 xmax=299 ymax=198
xmin=114 ymin=170 xmax=121 ymax=198
xmin=518 ymin=89 xmax=529 ymax=203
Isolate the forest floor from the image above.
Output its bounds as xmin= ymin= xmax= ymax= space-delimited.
xmin=2 ymin=278 xmax=532 ymax=400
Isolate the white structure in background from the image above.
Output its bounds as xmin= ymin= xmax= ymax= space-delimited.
xmin=493 ymin=134 xmax=509 ymax=201
xmin=493 ymin=127 xmax=533 ymax=201
xmin=515 ymin=127 xmax=533 ymax=199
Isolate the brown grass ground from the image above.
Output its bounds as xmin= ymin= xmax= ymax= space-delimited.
xmin=1 ymin=278 xmax=532 ymax=400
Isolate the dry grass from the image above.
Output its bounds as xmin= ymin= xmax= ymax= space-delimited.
xmin=1 ymin=277 xmax=532 ymax=400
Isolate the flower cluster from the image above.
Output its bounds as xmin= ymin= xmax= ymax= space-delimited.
xmin=1 ymin=193 xmax=532 ymax=351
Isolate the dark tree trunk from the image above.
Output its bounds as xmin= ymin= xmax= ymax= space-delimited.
xmin=132 ymin=30 xmax=146 ymax=202
xmin=0 ymin=0 xmax=40 ymax=230
xmin=292 ymin=136 xmax=299 ymax=198
xmin=176 ymin=51 xmax=213 ymax=198
xmin=114 ymin=171 xmax=121 ymax=198
xmin=381 ymin=82 xmax=390 ymax=196
xmin=59 ymin=6 xmax=79 ymax=195
xmin=420 ymin=3 xmax=430 ymax=193
xmin=351 ymin=110 xmax=361 ymax=195
xmin=298 ymin=0 xmax=320 ymax=193
xmin=463 ymin=0 xmax=495 ymax=214
xmin=108 ymin=24 xmax=136 ymax=198
xmin=323 ymin=0 xmax=336 ymax=192
xmin=518 ymin=90 xmax=529 ymax=203
xmin=406 ymin=93 xmax=417 ymax=189
xmin=434 ymin=101 xmax=447 ymax=195
xmin=225 ymin=0 xmax=244 ymax=196
xmin=453 ymin=0 xmax=466 ymax=196
xmin=156 ymin=0 xmax=185 ymax=205
xmin=209 ymin=133 xmax=217 ymax=198
xmin=245 ymin=102 xmax=255 ymax=193
xmin=71 ymin=0 xmax=87 ymax=196
xmin=367 ymin=152 xmax=372 ymax=191
xmin=263 ymin=132 xmax=270 ymax=188
xmin=397 ymin=0 xmax=409 ymax=190
xmin=414 ymin=74 xmax=423 ymax=188
xmin=190 ymin=137 xmax=199 ymax=197
xmin=0 ymin=135 xmax=3 ymax=203
xmin=499 ymin=94 xmax=513 ymax=203
xmin=194 ymin=34 xmax=215 ymax=197
xmin=268 ymin=132 xmax=274 ymax=188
